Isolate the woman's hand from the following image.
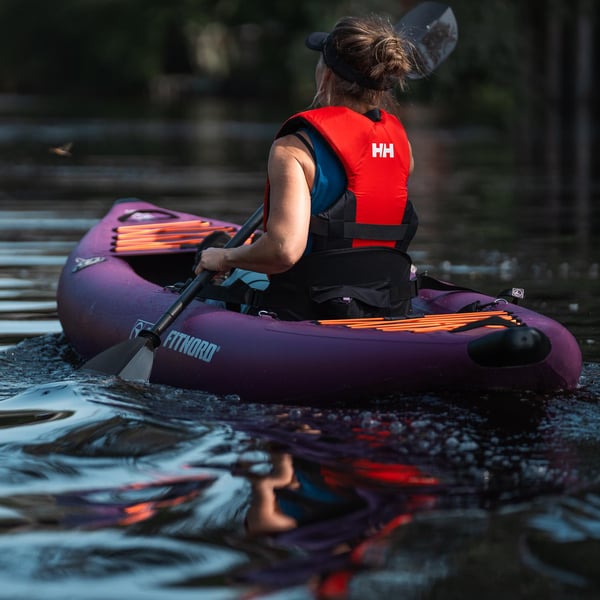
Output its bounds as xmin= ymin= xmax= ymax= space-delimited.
xmin=194 ymin=247 xmax=231 ymax=275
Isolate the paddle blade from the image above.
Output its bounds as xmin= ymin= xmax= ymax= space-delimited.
xmin=81 ymin=336 xmax=156 ymax=381
xmin=399 ymin=2 xmax=458 ymax=79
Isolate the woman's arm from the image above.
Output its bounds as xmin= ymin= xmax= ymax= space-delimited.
xmin=195 ymin=134 xmax=314 ymax=275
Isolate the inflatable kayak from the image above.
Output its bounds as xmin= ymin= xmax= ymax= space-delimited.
xmin=57 ymin=198 xmax=582 ymax=403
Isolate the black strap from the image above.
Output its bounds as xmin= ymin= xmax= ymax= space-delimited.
xmin=293 ymin=131 xmax=316 ymax=162
xmin=417 ymin=274 xmax=479 ymax=294
xmin=310 ymin=215 xmax=409 ymax=241
xmin=195 ymin=279 xmax=258 ymax=306
xmin=451 ymin=315 xmax=519 ymax=332
xmin=343 ymin=222 xmax=410 ymax=240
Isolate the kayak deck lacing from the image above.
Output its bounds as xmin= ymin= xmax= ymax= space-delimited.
xmin=317 ymin=310 xmax=523 ymax=333
xmin=111 ymin=220 xmax=238 ymax=254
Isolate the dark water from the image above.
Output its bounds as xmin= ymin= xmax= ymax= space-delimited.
xmin=0 ymin=94 xmax=599 ymax=599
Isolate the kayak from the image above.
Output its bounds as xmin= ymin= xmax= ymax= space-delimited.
xmin=57 ymin=198 xmax=582 ymax=403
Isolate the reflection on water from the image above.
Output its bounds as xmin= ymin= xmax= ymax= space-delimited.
xmin=0 ymin=340 xmax=599 ymax=598
xmin=0 ymin=94 xmax=598 ymax=598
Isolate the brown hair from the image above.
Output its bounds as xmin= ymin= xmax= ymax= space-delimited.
xmin=314 ymin=15 xmax=413 ymax=109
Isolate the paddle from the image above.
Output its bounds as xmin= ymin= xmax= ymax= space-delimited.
xmin=82 ymin=205 xmax=264 ymax=380
xmin=398 ymin=1 xmax=458 ymax=80
xmin=82 ymin=1 xmax=457 ymax=381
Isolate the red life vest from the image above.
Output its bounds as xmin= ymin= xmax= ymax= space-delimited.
xmin=265 ymin=106 xmax=413 ymax=250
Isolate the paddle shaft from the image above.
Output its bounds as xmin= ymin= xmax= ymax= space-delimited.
xmin=147 ymin=205 xmax=264 ymax=341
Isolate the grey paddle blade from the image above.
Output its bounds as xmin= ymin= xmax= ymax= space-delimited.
xmin=399 ymin=1 xmax=458 ymax=79
xmin=81 ymin=335 xmax=156 ymax=381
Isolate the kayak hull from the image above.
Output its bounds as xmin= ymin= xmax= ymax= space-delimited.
xmin=57 ymin=199 xmax=583 ymax=403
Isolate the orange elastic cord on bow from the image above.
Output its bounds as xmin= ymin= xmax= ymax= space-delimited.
xmin=318 ymin=311 xmax=521 ymax=333
xmin=111 ymin=220 xmax=238 ymax=254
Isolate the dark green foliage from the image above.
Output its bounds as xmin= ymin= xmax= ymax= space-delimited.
xmin=0 ymin=0 xmax=595 ymax=128
xmin=0 ymin=0 xmax=205 ymax=94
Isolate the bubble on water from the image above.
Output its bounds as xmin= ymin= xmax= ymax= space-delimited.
xmin=418 ymin=440 xmax=430 ymax=452
xmin=361 ymin=418 xmax=380 ymax=429
xmin=288 ymin=408 xmax=303 ymax=420
xmin=428 ymin=444 xmax=442 ymax=456
xmin=459 ymin=441 xmax=478 ymax=452
xmin=389 ymin=421 xmax=405 ymax=434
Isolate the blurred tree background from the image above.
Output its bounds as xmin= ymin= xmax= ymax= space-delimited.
xmin=0 ymin=0 xmax=596 ymax=241
xmin=0 ymin=0 xmax=596 ymax=133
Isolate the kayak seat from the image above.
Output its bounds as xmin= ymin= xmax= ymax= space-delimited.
xmin=257 ymin=247 xmax=416 ymax=320
xmin=196 ymin=247 xmax=416 ymax=320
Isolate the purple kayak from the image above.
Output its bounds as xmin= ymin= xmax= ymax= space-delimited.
xmin=57 ymin=199 xmax=582 ymax=403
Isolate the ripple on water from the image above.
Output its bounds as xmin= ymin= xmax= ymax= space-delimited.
xmin=0 ymin=531 xmax=248 ymax=600
xmin=0 ymin=334 xmax=599 ymax=597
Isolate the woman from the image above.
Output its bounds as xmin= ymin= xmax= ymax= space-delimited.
xmin=196 ymin=15 xmax=418 ymax=320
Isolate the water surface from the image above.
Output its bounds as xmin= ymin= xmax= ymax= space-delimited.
xmin=0 ymin=95 xmax=599 ymax=598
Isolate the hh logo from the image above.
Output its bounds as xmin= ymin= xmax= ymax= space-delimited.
xmin=372 ymin=143 xmax=394 ymax=158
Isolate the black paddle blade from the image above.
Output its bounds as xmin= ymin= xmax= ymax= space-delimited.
xmin=81 ymin=335 xmax=156 ymax=381
xmin=399 ymin=1 xmax=458 ymax=80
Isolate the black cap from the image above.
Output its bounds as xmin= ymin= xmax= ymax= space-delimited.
xmin=304 ymin=30 xmax=391 ymax=90
xmin=305 ymin=31 xmax=329 ymax=51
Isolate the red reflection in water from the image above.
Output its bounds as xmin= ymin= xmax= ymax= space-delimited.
xmin=55 ymin=474 xmax=215 ymax=528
